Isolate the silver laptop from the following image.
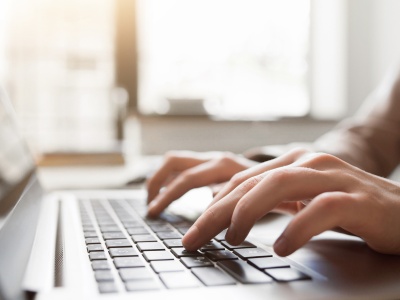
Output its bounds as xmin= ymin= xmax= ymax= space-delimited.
xmin=1 ymin=87 xmax=400 ymax=300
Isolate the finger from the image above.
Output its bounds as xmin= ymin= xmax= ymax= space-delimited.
xmin=147 ymin=158 xmax=242 ymax=217
xmin=182 ymin=202 xmax=234 ymax=252
xmin=182 ymin=174 xmax=265 ymax=251
xmin=208 ymin=147 xmax=309 ymax=209
xmin=226 ymin=167 xmax=344 ymax=245
xmin=147 ymin=154 xmax=206 ymax=203
xmin=273 ymin=191 xmax=353 ymax=256
xmin=270 ymin=201 xmax=304 ymax=215
xmin=210 ymin=182 xmax=227 ymax=196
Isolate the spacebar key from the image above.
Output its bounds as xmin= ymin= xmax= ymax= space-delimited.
xmin=218 ymin=260 xmax=273 ymax=284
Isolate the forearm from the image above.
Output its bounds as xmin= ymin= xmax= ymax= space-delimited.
xmin=314 ymin=68 xmax=400 ymax=177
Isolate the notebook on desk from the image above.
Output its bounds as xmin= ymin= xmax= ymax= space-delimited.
xmin=1 ymin=86 xmax=400 ymax=300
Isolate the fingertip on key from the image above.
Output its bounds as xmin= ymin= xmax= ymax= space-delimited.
xmin=146 ymin=200 xmax=160 ymax=218
xmin=182 ymin=225 xmax=200 ymax=251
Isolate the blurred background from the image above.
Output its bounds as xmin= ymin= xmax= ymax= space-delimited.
xmin=0 ymin=0 xmax=400 ymax=158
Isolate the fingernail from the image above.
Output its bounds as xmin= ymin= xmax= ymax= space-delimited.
xmin=226 ymin=223 xmax=238 ymax=245
xmin=182 ymin=226 xmax=200 ymax=251
xmin=274 ymin=235 xmax=289 ymax=256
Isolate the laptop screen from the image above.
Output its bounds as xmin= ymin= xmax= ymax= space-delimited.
xmin=0 ymin=88 xmax=35 ymax=221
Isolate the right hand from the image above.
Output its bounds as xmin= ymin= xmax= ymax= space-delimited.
xmin=146 ymin=151 xmax=258 ymax=217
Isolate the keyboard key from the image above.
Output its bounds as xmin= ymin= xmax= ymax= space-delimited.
xmin=117 ymin=215 xmax=135 ymax=222
xmin=218 ymin=260 xmax=273 ymax=284
xmin=205 ymin=250 xmax=238 ymax=261
xmin=159 ymin=212 xmax=185 ymax=224
xmin=214 ymin=229 xmax=227 ymax=241
xmin=105 ymin=239 xmax=131 ymax=248
xmin=131 ymin=234 xmax=157 ymax=243
xmin=137 ymin=242 xmax=165 ymax=252
xmin=82 ymin=225 xmax=95 ymax=231
xmin=89 ymin=252 xmax=107 ymax=260
xmin=103 ymin=232 xmax=125 ymax=240
xmin=87 ymin=244 xmax=104 ymax=252
xmin=159 ymin=272 xmax=200 ymax=289
xmin=127 ymin=227 xmax=150 ymax=235
xmin=114 ymin=257 xmax=145 ymax=268
xmin=221 ymin=240 xmax=255 ymax=250
xmin=143 ymin=251 xmax=174 ymax=261
xmin=200 ymin=240 xmax=225 ymax=252
xmin=92 ymin=260 xmax=110 ymax=270
xmin=265 ymin=268 xmax=311 ymax=282
xmin=176 ymin=226 xmax=191 ymax=235
xmin=163 ymin=239 xmax=183 ymax=248
xmin=95 ymin=270 xmax=114 ymax=281
xmin=122 ymin=221 xmax=143 ymax=228
xmin=156 ymin=231 xmax=182 ymax=240
xmin=248 ymin=257 xmax=290 ymax=269
xmin=143 ymin=218 xmax=166 ymax=226
xmin=81 ymin=221 xmax=93 ymax=227
xmin=99 ymin=225 xmax=121 ymax=232
xmin=125 ymin=279 xmax=160 ymax=291
xmin=119 ymin=267 xmax=153 ymax=281
xmin=84 ymin=231 xmax=97 ymax=238
xmin=192 ymin=267 xmax=236 ymax=286
xmin=171 ymin=248 xmax=201 ymax=258
xmin=233 ymin=248 xmax=272 ymax=260
xmin=98 ymin=281 xmax=118 ymax=293
xmin=97 ymin=220 xmax=116 ymax=226
xmin=109 ymin=248 xmax=138 ymax=257
xmin=85 ymin=238 xmax=100 ymax=245
xmin=149 ymin=224 xmax=173 ymax=232
xmin=151 ymin=260 xmax=185 ymax=273
xmin=171 ymin=221 xmax=193 ymax=229
xmin=181 ymin=256 xmax=213 ymax=268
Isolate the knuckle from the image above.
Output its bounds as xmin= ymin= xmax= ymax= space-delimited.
xmin=239 ymin=176 xmax=262 ymax=192
xmin=217 ymin=152 xmax=237 ymax=165
xmin=234 ymin=200 xmax=250 ymax=217
xmin=288 ymin=146 xmax=310 ymax=158
xmin=266 ymin=168 xmax=292 ymax=185
xmin=313 ymin=193 xmax=347 ymax=213
xmin=234 ymin=198 xmax=257 ymax=224
xmin=176 ymin=170 xmax=194 ymax=185
xmin=179 ymin=169 xmax=196 ymax=182
xmin=164 ymin=150 xmax=179 ymax=162
xmin=230 ymin=172 xmax=247 ymax=186
xmin=303 ymin=152 xmax=343 ymax=167
xmin=203 ymin=206 xmax=220 ymax=224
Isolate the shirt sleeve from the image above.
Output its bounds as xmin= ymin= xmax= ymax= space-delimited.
xmin=244 ymin=67 xmax=400 ymax=178
xmin=314 ymin=67 xmax=400 ymax=177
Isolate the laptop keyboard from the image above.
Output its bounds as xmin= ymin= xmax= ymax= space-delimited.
xmin=79 ymin=196 xmax=311 ymax=293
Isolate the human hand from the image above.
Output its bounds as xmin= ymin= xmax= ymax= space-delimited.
xmin=146 ymin=151 xmax=258 ymax=217
xmin=182 ymin=148 xmax=400 ymax=256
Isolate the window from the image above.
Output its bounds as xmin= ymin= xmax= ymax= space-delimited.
xmin=0 ymin=0 xmax=117 ymax=151
xmin=136 ymin=0 xmax=347 ymax=120
xmin=137 ymin=0 xmax=310 ymax=119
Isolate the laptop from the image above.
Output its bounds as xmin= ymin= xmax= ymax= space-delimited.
xmin=1 ymin=87 xmax=400 ymax=300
